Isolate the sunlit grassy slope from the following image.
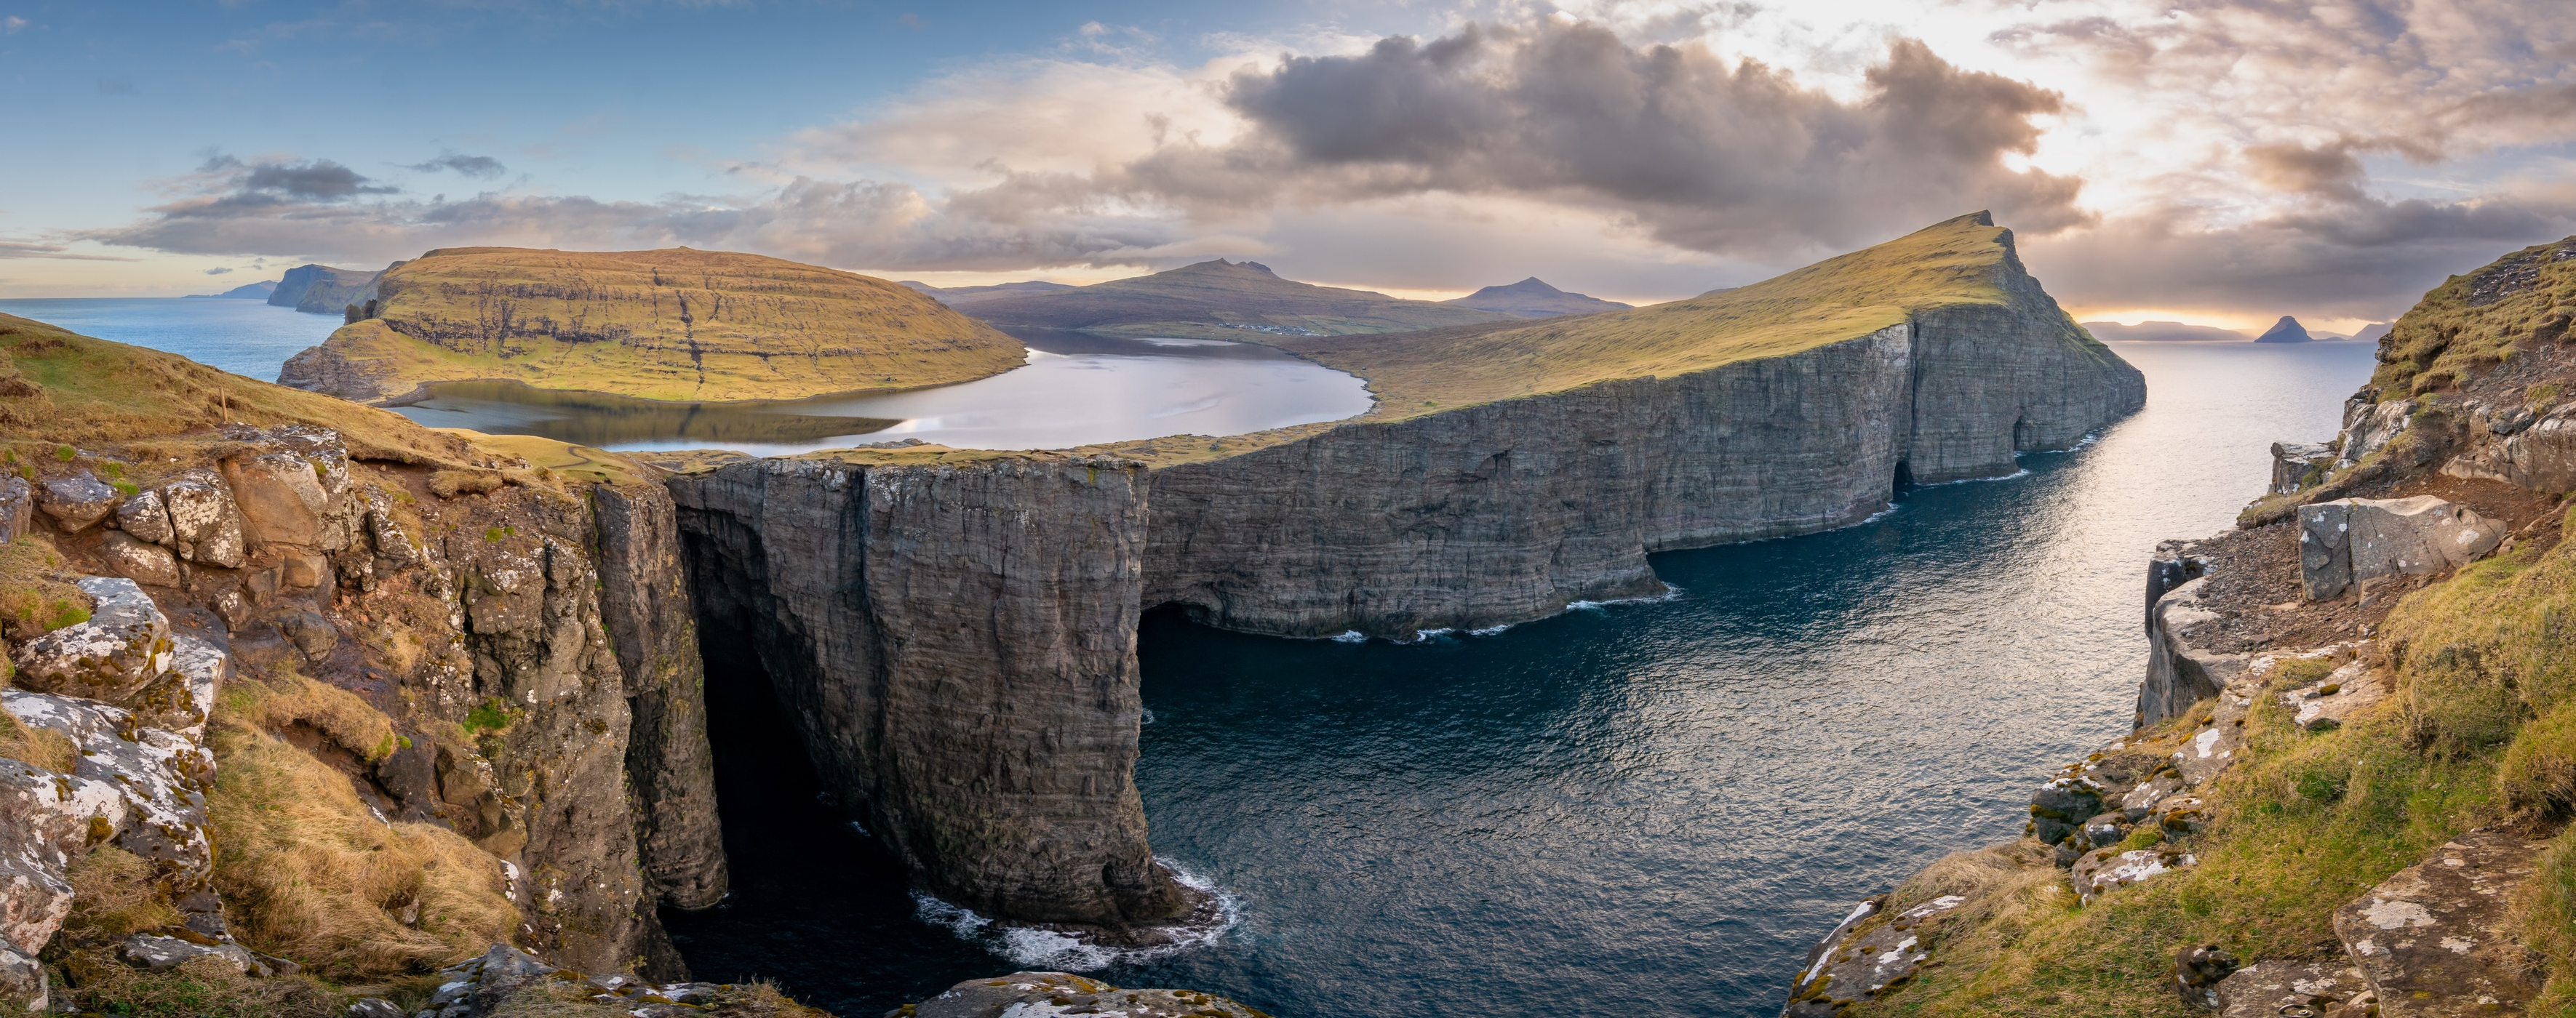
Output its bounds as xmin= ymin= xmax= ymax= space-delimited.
xmin=306 ymin=247 xmax=1027 ymax=401
xmin=1278 ymin=211 xmax=2084 ymax=419
xmin=2371 ymin=236 xmax=2576 ymax=397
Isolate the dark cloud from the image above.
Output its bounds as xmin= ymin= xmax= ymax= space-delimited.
xmin=1112 ymin=24 xmax=2085 ymax=257
xmin=203 ymin=267 xmax=232 ymax=275
xmin=2244 ymin=142 xmax=2367 ymax=201
xmin=0 ymin=239 xmax=134 ymax=262
xmin=406 ymin=153 xmax=509 ymax=177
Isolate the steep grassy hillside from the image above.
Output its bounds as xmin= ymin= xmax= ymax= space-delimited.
xmin=1278 ymin=211 xmax=2102 ymax=419
xmin=2373 ymin=236 xmax=2576 ymax=396
xmin=279 ymin=247 xmax=1026 ymax=403
xmin=960 ymin=258 xmax=1514 ymax=339
xmin=900 ymin=278 xmax=1078 ymax=307
xmin=269 ymin=264 xmax=380 ymax=314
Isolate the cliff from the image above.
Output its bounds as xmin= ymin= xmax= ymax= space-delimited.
xmin=268 ymin=263 xmax=379 ymax=315
xmin=0 ymin=314 xmax=736 ymax=1010
xmin=276 ymin=247 xmax=1026 ymax=404
xmin=1782 ymin=231 xmax=2576 ymax=1016
xmin=668 ymin=454 xmax=1190 ymax=929
xmin=957 ymin=257 xmax=1515 ymax=339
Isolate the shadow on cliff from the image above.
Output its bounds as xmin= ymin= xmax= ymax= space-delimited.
xmin=659 ymin=618 xmax=999 ymax=1016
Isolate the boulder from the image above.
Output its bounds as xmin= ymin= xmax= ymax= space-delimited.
xmin=161 ymin=470 xmax=247 ymax=569
xmin=35 ymin=473 xmax=118 ymax=532
xmin=0 ymin=756 xmax=121 ymax=959
xmin=2172 ymin=943 xmax=2238 ymax=1010
xmin=914 ymin=971 xmax=1270 ymax=1018
xmin=127 ymin=634 xmax=225 ymax=735
xmin=0 ymin=945 xmax=43 ymax=1013
xmin=221 ymin=451 xmax=334 ymax=550
xmin=2332 ymin=828 xmax=2543 ymax=1017
xmin=97 ymin=532 xmax=180 ymax=588
xmin=2 ymin=690 xmax=217 ymax=891
xmin=0 ymin=476 xmax=30 ymax=544
xmin=2299 ymin=496 xmax=2503 ymax=601
xmin=113 ymin=489 xmax=174 ymax=545
xmin=2269 ymin=441 xmax=2337 ymax=495
xmin=9 ymin=577 xmax=174 ymax=705
xmin=1784 ymin=894 xmax=1969 ymax=1015
xmin=2070 ymin=846 xmax=2194 ymax=901
xmin=2214 ymin=960 xmax=2372 ymax=1018
xmin=116 ymin=933 xmax=262 ymax=975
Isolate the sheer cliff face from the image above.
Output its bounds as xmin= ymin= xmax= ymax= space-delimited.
xmin=669 ymin=457 xmax=1183 ymax=926
xmin=1145 ymin=326 xmax=1915 ymax=637
xmin=1147 ymin=284 xmax=2145 ymax=638
xmin=590 ymin=484 xmax=730 ymax=912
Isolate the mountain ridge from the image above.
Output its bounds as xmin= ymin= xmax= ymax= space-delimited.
xmin=956 ymin=257 xmax=1514 ymax=339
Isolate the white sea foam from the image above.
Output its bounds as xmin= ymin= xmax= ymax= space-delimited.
xmin=1469 ymin=624 xmax=1511 ymax=637
xmin=1328 ymin=630 xmax=1366 ymax=644
xmin=1917 ymin=466 xmax=2033 ymax=486
xmin=1568 ymin=583 xmax=1685 ymax=612
xmin=911 ymin=857 xmax=1241 ymax=972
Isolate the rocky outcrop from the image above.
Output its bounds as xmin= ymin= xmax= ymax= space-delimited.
xmin=590 ymin=483 xmax=727 ymax=911
xmin=909 ymin=971 xmax=1269 ymax=1018
xmin=2332 ymin=829 xmax=2543 ymax=1016
xmin=267 ymin=263 xmax=379 ymax=315
xmin=2270 ymin=441 xmax=2336 ymax=494
xmin=2139 ymin=548 xmax=2244 ymax=727
xmin=1784 ymin=894 xmax=1970 ymax=1015
xmin=671 ymin=456 xmax=1186 ymax=928
xmin=407 ymin=942 xmax=829 ymax=1018
xmin=0 ymin=477 xmax=30 ymax=544
xmin=2297 ymin=496 xmax=2503 ymax=601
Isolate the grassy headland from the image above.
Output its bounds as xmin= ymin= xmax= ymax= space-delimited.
xmin=957 ymin=257 xmax=1515 ymax=340
xmin=286 ymin=247 xmax=1026 ymax=403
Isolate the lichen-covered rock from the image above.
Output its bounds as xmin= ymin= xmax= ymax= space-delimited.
xmin=9 ymin=577 xmax=174 ymax=704
xmin=2298 ymin=496 xmax=2502 ymax=601
xmin=97 ymin=532 xmax=180 ymax=588
xmin=2278 ymin=659 xmax=2389 ymax=732
xmin=114 ymin=489 xmax=174 ymax=545
xmin=1783 ymin=894 xmax=1969 ymax=1015
xmin=116 ymin=933 xmax=268 ymax=976
xmin=2268 ymin=441 xmax=2337 ymax=495
xmin=2214 ymin=960 xmax=2372 ymax=1018
xmin=36 ymin=473 xmax=118 ymax=532
xmin=2070 ymin=846 xmax=2194 ymax=900
xmin=161 ymin=470 xmax=247 ymax=569
xmin=913 ymin=971 xmax=1269 ymax=1018
xmin=0 ymin=476 xmax=33 ymax=544
xmin=2337 ymin=398 xmax=2414 ymax=468
xmin=2332 ymin=829 xmax=2543 ymax=1017
xmin=1 ymin=691 xmax=215 ymax=891
xmin=412 ymin=943 xmax=821 ymax=1018
xmin=2140 ymin=569 xmax=2248 ymax=727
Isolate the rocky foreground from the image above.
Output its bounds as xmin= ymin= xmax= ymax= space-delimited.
xmin=1784 ymin=233 xmax=2576 ymax=1015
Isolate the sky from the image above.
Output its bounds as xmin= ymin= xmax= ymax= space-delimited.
xmin=2 ymin=1 xmax=2572 ymax=331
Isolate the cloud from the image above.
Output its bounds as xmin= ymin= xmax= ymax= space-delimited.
xmin=203 ymin=267 xmax=232 ymax=275
xmin=406 ymin=153 xmax=508 ymax=177
xmin=0 ymin=239 xmax=135 ymax=262
xmin=4 ymin=15 xmax=25 ymax=33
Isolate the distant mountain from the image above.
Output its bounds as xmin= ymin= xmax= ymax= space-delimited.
xmin=269 ymin=264 xmax=383 ymax=315
xmin=2253 ymin=316 xmax=2313 ymax=343
xmin=2350 ymin=322 xmax=2393 ymax=344
xmin=1442 ymin=277 xmax=1631 ymax=318
xmin=2081 ymin=320 xmax=2248 ymax=342
xmin=957 ymin=259 xmax=1514 ymax=340
xmin=899 ymin=279 xmax=1080 ymax=308
xmin=185 ymin=279 xmax=278 ymax=300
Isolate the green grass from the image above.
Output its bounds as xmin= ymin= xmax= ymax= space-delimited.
xmin=2370 ymin=237 xmax=2576 ymax=398
xmin=1275 ymin=212 xmax=2100 ymax=422
xmin=310 ymin=246 xmax=1026 ymax=402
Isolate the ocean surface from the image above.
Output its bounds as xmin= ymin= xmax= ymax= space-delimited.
xmin=0 ymin=297 xmax=340 ymax=381
xmin=664 ymin=340 xmax=2382 ymax=1017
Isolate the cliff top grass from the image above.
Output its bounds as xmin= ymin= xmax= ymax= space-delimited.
xmin=1275 ymin=212 xmax=2078 ymax=420
xmin=306 ymin=246 xmax=1027 ymax=401
xmin=2370 ymin=234 xmax=2576 ymax=398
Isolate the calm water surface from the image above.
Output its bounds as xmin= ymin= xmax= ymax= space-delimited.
xmin=0 ymin=297 xmax=340 ymax=380
xmin=385 ymin=330 xmax=1375 ymax=452
xmin=669 ymin=341 xmax=2381 ymax=1017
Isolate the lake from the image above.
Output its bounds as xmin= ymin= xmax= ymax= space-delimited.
xmin=663 ymin=340 xmax=2382 ymax=1017
xmin=0 ymin=299 xmax=1375 ymax=452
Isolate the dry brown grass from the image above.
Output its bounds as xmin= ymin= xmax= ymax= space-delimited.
xmin=63 ymin=845 xmax=185 ymax=943
xmin=0 ymin=709 xmax=79 ymax=773
xmin=314 ymin=246 xmax=1026 ymax=401
xmin=206 ymin=719 xmax=518 ymax=979
xmin=0 ymin=531 xmax=88 ymax=644
xmin=228 ymin=665 xmax=402 ymax=763
xmin=61 ymin=953 xmax=348 ymax=1018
